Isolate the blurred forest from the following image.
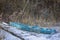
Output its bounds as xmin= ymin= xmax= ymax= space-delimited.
xmin=0 ymin=0 xmax=60 ymax=27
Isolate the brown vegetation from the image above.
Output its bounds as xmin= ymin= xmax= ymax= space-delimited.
xmin=0 ymin=0 xmax=60 ymax=27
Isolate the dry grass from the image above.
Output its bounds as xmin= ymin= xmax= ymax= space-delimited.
xmin=9 ymin=11 xmax=56 ymax=27
xmin=0 ymin=0 xmax=60 ymax=27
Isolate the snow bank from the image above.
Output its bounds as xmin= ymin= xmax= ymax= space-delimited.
xmin=0 ymin=29 xmax=21 ymax=40
xmin=0 ymin=22 xmax=60 ymax=40
xmin=50 ymin=33 xmax=60 ymax=40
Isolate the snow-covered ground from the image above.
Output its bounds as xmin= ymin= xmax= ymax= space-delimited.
xmin=0 ymin=22 xmax=60 ymax=40
xmin=0 ymin=29 xmax=21 ymax=40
